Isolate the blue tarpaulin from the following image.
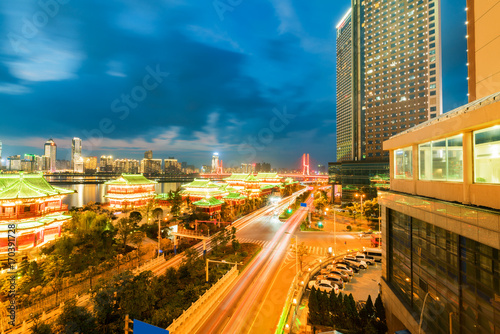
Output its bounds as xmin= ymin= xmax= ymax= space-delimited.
xmin=133 ymin=319 xmax=169 ymax=334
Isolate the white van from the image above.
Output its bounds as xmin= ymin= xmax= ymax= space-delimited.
xmin=363 ymin=248 xmax=382 ymax=262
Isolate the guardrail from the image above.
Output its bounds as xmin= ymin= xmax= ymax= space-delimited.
xmin=132 ymin=254 xmax=165 ymax=274
xmin=167 ymin=265 xmax=238 ymax=334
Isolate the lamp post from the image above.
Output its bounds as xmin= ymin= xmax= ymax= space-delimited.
xmin=334 ymin=208 xmax=337 ymax=255
xmin=355 ymin=193 xmax=366 ymax=216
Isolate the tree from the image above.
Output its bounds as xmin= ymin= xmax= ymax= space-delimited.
xmin=116 ymin=217 xmax=137 ymax=250
xmin=29 ymin=313 xmax=52 ymax=334
xmin=129 ymin=211 xmax=143 ymax=223
xmin=56 ymin=298 xmax=97 ymax=334
xmin=170 ymin=188 xmax=183 ymax=217
xmin=140 ymin=199 xmax=158 ymax=224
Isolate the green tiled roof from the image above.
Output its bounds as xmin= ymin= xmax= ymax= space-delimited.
xmin=224 ymin=192 xmax=247 ymax=200
xmin=224 ymin=173 xmax=251 ymax=181
xmin=260 ymin=184 xmax=276 ymax=190
xmin=0 ymin=173 xmax=74 ymax=200
xmin=245 ymin=175 xmax=259 ymax=182
xmin=0 ymin=213 xmax=71 ymax=232
xmin=193 ymin=197 xmax=224 ymax=206
xmin=105 ymin=174 xmax=157 ymax=185
xmin=256 ymin=172 xmax=280 ymax=179
xmin=156 ymin=193 xmax=174 ymax=200
xmin=182 ymin=179 xmax=220 ymax=188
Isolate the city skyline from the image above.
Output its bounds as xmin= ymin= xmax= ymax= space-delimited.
xmin=0 ymin=1 xmax=467 ymax=168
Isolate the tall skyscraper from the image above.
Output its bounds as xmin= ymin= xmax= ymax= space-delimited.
xmin=362 ymin=0 xmax=442 ymax=160
xmin=71 ymin=137 xmax=82 ymax=167
xmin=335 ymin=0 xmax=442 ymax=162
xmin=466 ymin=0 xmax=500 ymax=102
xmin=44 ymin=139 xmax=57 ymax=172
xmin=144 ymin=150 xmax=153 ymax=159
xmin=336 ymin=8 xmax=356 ymax=162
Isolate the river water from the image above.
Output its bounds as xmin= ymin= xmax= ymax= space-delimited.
xmin=57 ymin=182 xmax=183 ymax=209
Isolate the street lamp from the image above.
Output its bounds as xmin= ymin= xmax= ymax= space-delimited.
xmin=355 ymin=193 xmax=366 ymax=216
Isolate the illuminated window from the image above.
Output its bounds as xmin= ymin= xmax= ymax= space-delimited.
xmin=474 ymin=126 xmax=500 ymax=183
xmin=395 ymin=146 xmax=413 ymax=179
xmin=419 ymin=135 xmax=463 ymax=181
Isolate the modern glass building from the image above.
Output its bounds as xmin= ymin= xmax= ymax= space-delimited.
xmin=380 ymin=92 xmax=500 ymax=334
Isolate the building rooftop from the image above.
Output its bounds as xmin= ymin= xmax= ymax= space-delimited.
xmin=105 ymin=173 xmax=157 ymax=185
xmin=384 ymin=91 xmax=500 ymax=150
xmin=193 ymin=197 xmax=224 ymax=207
xmin=0 ymin=173 xmax=74 ymax=200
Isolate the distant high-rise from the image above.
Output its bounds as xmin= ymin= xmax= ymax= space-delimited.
xmin=71 ymin=138 xmax=82 ymax=167
xmin=211 ymin=153 xmax=219 ymax=173
xmin=0 ymin=140 xmax=2 ymax=168
xmin=466 ymin=0 xmax=500 ymax=101
xmin=44 ymin=139 xmax=57 ymax=172
xmin=100 ymin=156 xmax=114 ymax=173
xmin=335 ymin=0 xmax=442 ymax=161
xmin=144 ymin=150 xmax=153 ymax=159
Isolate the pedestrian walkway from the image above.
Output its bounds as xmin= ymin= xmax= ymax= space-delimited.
xmin=290 ymin=245 xmax=331 ymax=256
xmin=238 ymin=238 xmax=271 ymax=248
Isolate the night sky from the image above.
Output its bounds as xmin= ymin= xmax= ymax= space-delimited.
xmin=0 ymin=0 xmax=468 ymax=169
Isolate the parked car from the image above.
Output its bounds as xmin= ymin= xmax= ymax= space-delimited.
xmin=329 ymin=269 xmax=350 ymax=282
xmin=316 ymin=274 xmax=345 ymax=289
xmin=335 ymin=260 xmax=360 ymax=273
xmin=355 ymin=253 xmax=375 ymax=265
xmin=334 ymin=264 xmax=354 ymax=276
xmin=358 ymin=230 xmax=373 ymax=238
xmin=311 ymin=280 xmax=340 ymax=294
xmin=344 ymin=256 xmax=368 ymax=269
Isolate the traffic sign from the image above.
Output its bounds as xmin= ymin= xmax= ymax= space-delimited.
xmin=300 ymin=203 xmax=307 ymax=207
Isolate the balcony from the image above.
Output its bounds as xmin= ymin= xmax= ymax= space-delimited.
xmin=0 ymin=205 xmax=68 ymax=221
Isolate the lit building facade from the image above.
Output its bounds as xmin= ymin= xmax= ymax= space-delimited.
xmin=0 ymin=173 xmax=74 ymax=260
xmin=104 ymin=174 xmax=157 ymax=209
xmin=362 ymin=0 xmax=442 ymax=160
xmin=113 ymin=159 xmax=140 ymax=174
xmin=44 ymin=139 xmax=57 ymax=172
xmin=379 ymin=92 xmax=500 ymax=334
xmin=71 ymin=137 xmax=82 ymax=171
xmin=164 ymin=158 xmax=181 ymax=173
xmin=466 ymin=0 xmax=500 ymax=102
xmin=84 ymin=156 xmax=98 ymax=173
xmin=180 ymin=179 xmax=229 ymax=201
xmin=336 ymin=8 xmax=357 ymax=162
xmin=99 ymin=156 xmax=113 ymax=173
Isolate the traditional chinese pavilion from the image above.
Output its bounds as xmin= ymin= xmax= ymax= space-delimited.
xmin=192 ymin=197 xmax=224 ymax=216
xmin=105 ymin=174 xmax=157 ymax=209
xmin=179 ymin=179 xmax=228 ymax=200
xmin=255 ymin=172 xmax=284 ymax=187
xmin=223 ymin=192 xmax=247 ymax=206
xmin=0 ymin=173 xmax=74 ymax=259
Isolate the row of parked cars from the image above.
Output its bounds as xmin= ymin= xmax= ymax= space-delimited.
xmin=307 ymin=249 xmax=382 ymax=294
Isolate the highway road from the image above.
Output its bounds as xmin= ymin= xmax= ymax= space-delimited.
xmin=195 ymin=194 xmax=313 ymax=334
xmin=4 ymin=191 xmax=303 ymax=334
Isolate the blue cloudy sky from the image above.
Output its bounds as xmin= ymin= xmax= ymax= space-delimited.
xmin=0 ymin=0 xmax=467 ymax=169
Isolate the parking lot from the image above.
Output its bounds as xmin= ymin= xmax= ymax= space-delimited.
xmin=308 ymin=260 xmax=382 ymax=301
xmin=341 ymin=262 xmax=381 ymax=301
